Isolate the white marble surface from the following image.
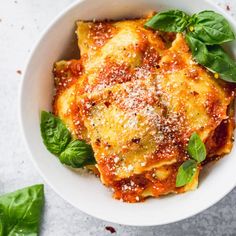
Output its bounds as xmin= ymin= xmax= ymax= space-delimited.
xmin=1 ymin=0 xmax=236 ymax=235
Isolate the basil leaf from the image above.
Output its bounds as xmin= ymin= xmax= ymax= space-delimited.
xmin=205 ymin=45 xmax=236 ymax=82
xmin=40 ymin=111 xmax=95 ymax=168
xmin=186 ymin=34 xmax=209 ymax=64
xmin=190 ymin=11 xmax=235 ymax=45
xmin=145 ymin=10 xmax=190 ymax=32
xmin=0 ymin=185 xmax=44 ymax=236
xmin=176 ymin=160 xmax=197 ymax=187
xmin=186 ymin=34 xmax=236 ymax=83
xmin=40 ymin=111 xmax=71 ymax=155
xmin=0 ymin=211 xmax=5 ymax=236
xmin=187 ymin=132 xmax=206 ymax=163
xmin=60 ymin=140 xmax=96 ymax=168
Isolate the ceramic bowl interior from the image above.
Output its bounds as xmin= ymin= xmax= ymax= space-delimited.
xmin=20 ymin=0 xmax=236 ymax=226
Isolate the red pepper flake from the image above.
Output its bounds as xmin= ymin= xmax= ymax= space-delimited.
xmin=226 ymin=5 xmax=230 ymax=11
xmin=105 ymin=226 xmax=116 ymax=234
xmin=16 ymin=70 xmax=22 ymax=75
xmin=131 ymin=138 xmax=141 ymax=144
xmin=104 ymin=101 xmax=111 ymax=108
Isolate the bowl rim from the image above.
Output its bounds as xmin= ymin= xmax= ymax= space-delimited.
xmin=19 ymin=0 xmax=236 ymax=226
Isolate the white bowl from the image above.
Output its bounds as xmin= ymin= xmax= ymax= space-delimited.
xmin=20 ymin=0 xmax=236 ymax=226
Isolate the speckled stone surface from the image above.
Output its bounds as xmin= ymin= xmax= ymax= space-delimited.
xmin=1 ymin=0 xmax=236 ymax=235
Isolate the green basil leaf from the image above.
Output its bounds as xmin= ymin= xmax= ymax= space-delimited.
xmin=40 ymin=111 xmax=71 ymax=155
xmin=60 ymin=140 xmax=96 ymax=168
xmin=0 ymin=185 xmax=44 ymax=236
xmin=190 ymin=11 xmax=235 ymax=45
xmin=205 ymin=45 xmax=236 ymax=82
xmin=0 ymin=211 xmax=5 ymax=236
xmin=186 ymin=33 xmax=209 ymax=64
xmin=40 ymin=111 xmax=95 ymax=168
xmin=176 ymin=160 xmax=197 ymax=187
xmin=186 ymin=34 xmax=236 ymax=83
xmin=187 ymin=132 xmax=206 ymax=163
xmin=145 ymin=10 xmax=190 ymax=32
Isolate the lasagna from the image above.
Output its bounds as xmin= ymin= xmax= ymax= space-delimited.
xmin=53 ymin=17 xmax=235 ymax=202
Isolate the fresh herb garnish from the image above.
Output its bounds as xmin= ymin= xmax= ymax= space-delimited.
xmin=145 ymin=10 xmax=236 ymax=83
xmin=176 ymin=133 xmax=206 ymax=187
xmin=187 ymin=132 xmax=206 ymax=163
xmin=145 ymin=10 xmax=190 ymax=32
xmin=60 ymin=140 xmax=96 ymax=168
xmin=40 ymin=111 xmax=71 ymax=155
xmin=176 ymin=160 xmax=198 ymax=187
xmin=0 ymin=185 xmax=44 ymax=236
xmin=186 ymin=35 xmax=236 ymax=82
xmin=189 ymin=11 xmax=235 ymax=45
xmin=40 ymin=111 xmax=96 ymax=168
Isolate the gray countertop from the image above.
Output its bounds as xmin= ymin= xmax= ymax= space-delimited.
xmin=1 ymin=0 xmax=236 ymax=235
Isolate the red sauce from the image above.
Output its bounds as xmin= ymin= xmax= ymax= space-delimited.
xmin=54 ymin=59 xmax=83 ymax=94
xmin=53 ymin=59 xmax=84 ymax=116
xmin=95 ymin=60 xmax=131 ymax=88
xmin=111 ymin=166 xmax=178 ymax=202
xmin=142 ymin=45 xmax=160 ymax=70
xmin=204 ymin=91 xmax=223 ymax=123
xmin=112 ymin=174 xmax=149 ymax=202
xmin=70 ymin=102 xmax=87 ymax=139
xmin=185 ymin=68 xmax=199 ymax=80
xmin=204 ymin=116 xmax=234 ymax=162
xmin=98 ymin=154 xmax=118 ymax=185
xmin=69 ymin=60 xmax=83 ymax=76
xmin=88 ymin=22 xmax=116 ymax=48
xmin=160 ymin=51 xmax=187 ymax=72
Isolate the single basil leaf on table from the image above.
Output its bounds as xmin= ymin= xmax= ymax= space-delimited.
xmin=0 ymin=184 xmax=44 ymax=236
xmin=186 ymin=34 xmax=236 ymax=83
xmin=0 ymin=211 xmax=5 ymax=236
xmin=40 ymin=111 xmax=71 ymax=155
xmin=60 ymin=140 xmax=96 ymax=168
xmin=145 ymin=10 xmax=190 ymax=32
xmin=176 ymin=160 xmax=198 ymax=187
xmin=189 ymin=10 xmax=235 ymax=45
xmin=187 ymin=132 xmax=206 ymax=163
